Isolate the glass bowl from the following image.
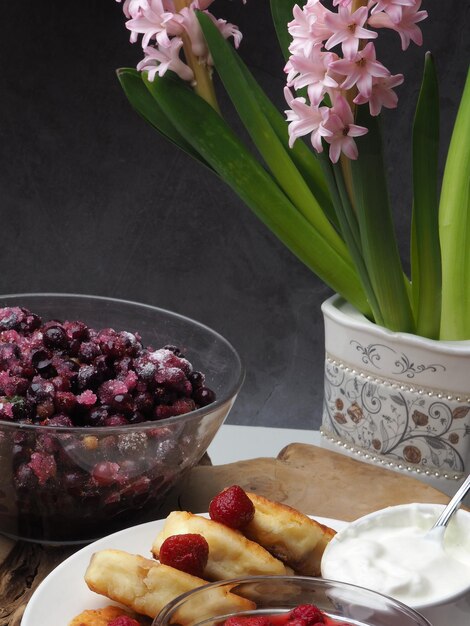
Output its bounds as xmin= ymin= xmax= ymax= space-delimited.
xmin=0 ymin=293 xmax=243 ymax=544
xmin=152 ymin=576 xmax=431 ymax=626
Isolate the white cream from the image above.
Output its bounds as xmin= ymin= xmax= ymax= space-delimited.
xmin=321 ymin=504 xmax=470 ymax=608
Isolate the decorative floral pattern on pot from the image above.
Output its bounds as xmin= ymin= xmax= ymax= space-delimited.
xmin=349 ymin=341 xmax=447 ymax=379
xmin=322 ymin=357 xmax=470 ymax=478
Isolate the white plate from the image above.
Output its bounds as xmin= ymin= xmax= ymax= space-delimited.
xmin=22 ymin=515 xmax=346 ymax=626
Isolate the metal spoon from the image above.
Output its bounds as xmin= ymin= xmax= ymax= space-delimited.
xmin=426 ymin=473 xmax=470 ymax=541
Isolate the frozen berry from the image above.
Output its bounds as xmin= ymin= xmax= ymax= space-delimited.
xmin=159 ymin=533 xmax=209 ymax=577
xmin=189 ymin=370 xmax=205 ymax=388
xmin=11 ymin=398 xmax=35 ymax=421
xmin=91 ymin=461 xmax=121 ymax=486
xmin=54 ymin=391 xmax=77 ymax=413
xmin=171 ymin=397 xmax=196 ymax=415
xmin=193 ymin=386 xmax=216 ymax=407
xmin=64 ymin=320 xmax=90 ymax=341
xmin=290 ymin=605 xmax=325 ymax=625
xmin=209 ymin=485 xmax=255 ymax=529
xmin=28 ymin=452 xmax=57 ymax=486
xmin=104 ymin=414 xmax=129 ymax=427
xmin=0 ymin=307 xmax=24 ymax=331
xmin=43 ymin=324 xmax=69 ymax=350
xmin=15 ymin=463 xmax=38 ymax=490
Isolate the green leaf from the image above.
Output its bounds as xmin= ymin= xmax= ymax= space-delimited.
xmin=351 ymin=107 xmax=415 ymax=332
xmin=330 ymin=159 xmax=384 ymax=325
xmin=411 ymin=52 xmax=441 ymax=339
xmin=197 ymin=11 xmax=351 ymax=267
xmin=270 ymin=0 xmax=298 ymax=60
xmin=144 ymin=73 xmax=370 ymax=314
xmin=439 ymin=66 xmax=470 ymax=339
xmin=116 ymin=67 xmax=212 ymax=171
xmin=230 ymin=53 xmax=338 ymax=230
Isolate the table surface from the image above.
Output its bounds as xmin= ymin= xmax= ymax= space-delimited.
xmin=207 ymin=424 xmax=319 ymax=465
xmin=0 ymin=426 xmax=457 ymax=626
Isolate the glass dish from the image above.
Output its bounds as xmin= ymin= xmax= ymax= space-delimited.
xmin=0 ymin=293 xmax=243 ymax=544
xmin=153 ymin=576 xmax=431 ymax=626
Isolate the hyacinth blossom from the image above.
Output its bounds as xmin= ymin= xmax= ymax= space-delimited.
xmin=284 ymin=0 xmax=428 ymax=162
xmin=116 ymin=0 xmax=242 ymax=92
xmin=117 ymin=1 xmax=470 ymax=342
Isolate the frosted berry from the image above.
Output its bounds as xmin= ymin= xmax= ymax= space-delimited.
xmin=209 ymin=485 xmax=255 ymax=529
xmin=91 ymin=461 xmax=121 ymax=486
xmin=159 ymin=533 xmax=209 ymax=577
xmin=193 ymin=386 xmax=216 ymax=407
xmin=43 ymin=324 xmax=69 ymax=350
xmin=290 ymin=605 xmax=325 ymax=625
xmin=28 ymin=452 xmax=57 ymax=486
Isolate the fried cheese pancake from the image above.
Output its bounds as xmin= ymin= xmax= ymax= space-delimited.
xmin=152 ymin=511 xmax=291 ymax=580
xmin=243 ymin=492 xmax=336 ymax=576
xmin=68 ymin=604 xmax=147 ymax=626
xmin=85 ymin=549 xmax=254 ymax=623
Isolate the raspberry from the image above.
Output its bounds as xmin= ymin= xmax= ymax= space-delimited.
xmin=286 ymin=619 xmax=308 ymax=626
xmin=209 ymin=485 xmax=255 ymax=529
xmin=225 ymin=618 xmax=273 ymax=626
xmin=159 ymin=533 xmax=209 ymax=577
xmin=108 ymin=616 xmax=142 ymax=626
xmin=290 ymin=605 xmax=325 ymax=625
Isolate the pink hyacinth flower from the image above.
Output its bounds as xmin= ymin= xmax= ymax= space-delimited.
xmin=209 ymin=14 xmax=243 ymax=49
xmin=330 ymin=42 xmax=390 ymax=98
xmin=286 ymin=48 xmax=339 ymax=106
xmin=178 ymin=8 xmax=242 ymax=62
xmin=288 ymin=1 xmax=333 ymax=56
xmin=368 ymin=2 xmax=428 ymax=50
xmin=333 ymin=0 xmax=352 ymax=6
xmin=284 ymin=87 xmax=332 ymax=153
xmin=323 ymin=95 xmax=368 ymax=163
xmin=126 ymin=0 xmax=183 ymax=47
xmin=137 ymin=39 xmax=194 ymax=82
xmin=354 ymin=72 xmax=404 ymax=116
xmin=179 ymin=7 xmax=208 ymax=58
xmin=117 ymin=0 xmax=150 ymax=19
xmin=324 ymin=5 xmax=377 ymax=58
xmin=370 ymin=0 xmax=418 ymax=23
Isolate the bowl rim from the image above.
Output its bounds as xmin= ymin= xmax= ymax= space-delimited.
xmin=321 ymin=502 xmax=470 ymax=609
xmin=152 ymin=574 xmax=433 ymax=626
xmin=0 ymin=292 xmax=245 ymax=432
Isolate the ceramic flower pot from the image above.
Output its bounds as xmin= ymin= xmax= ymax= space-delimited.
xmin=321 ymin=295 xmax=470 ymax=491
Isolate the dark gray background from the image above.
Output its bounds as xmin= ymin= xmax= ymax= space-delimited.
xmin=0 ymin=1 xmax=468 ymax=430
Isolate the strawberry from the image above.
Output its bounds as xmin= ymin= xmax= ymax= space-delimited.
xmin=159 ymin=533 xmax=209 ymax=577
xmin=208 ymin=485 xmax=255 ymax=529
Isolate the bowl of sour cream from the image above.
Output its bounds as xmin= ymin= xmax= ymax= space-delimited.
xmin=321 ymin=503 xmax=470 ymax=626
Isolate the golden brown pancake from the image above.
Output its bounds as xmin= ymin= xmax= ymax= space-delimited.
xmin=84 ymin=549 xmax=254 ymax=623
xmin=243 ymin=492 xmax=336 ymax=576
xmin=151 ymin=511 xmax=292 ymax=580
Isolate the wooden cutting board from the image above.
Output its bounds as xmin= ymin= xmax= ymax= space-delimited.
xmin=170 ymin=442 xmax=451 ymax=520
xmin=0 ymin=443 xmax=453 ymax=626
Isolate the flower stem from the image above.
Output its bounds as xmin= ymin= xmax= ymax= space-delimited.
xmin=173 ymin=0 xmax=220 ymax=113
xmin=351 ymin=0 xmax=369 ymax=11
